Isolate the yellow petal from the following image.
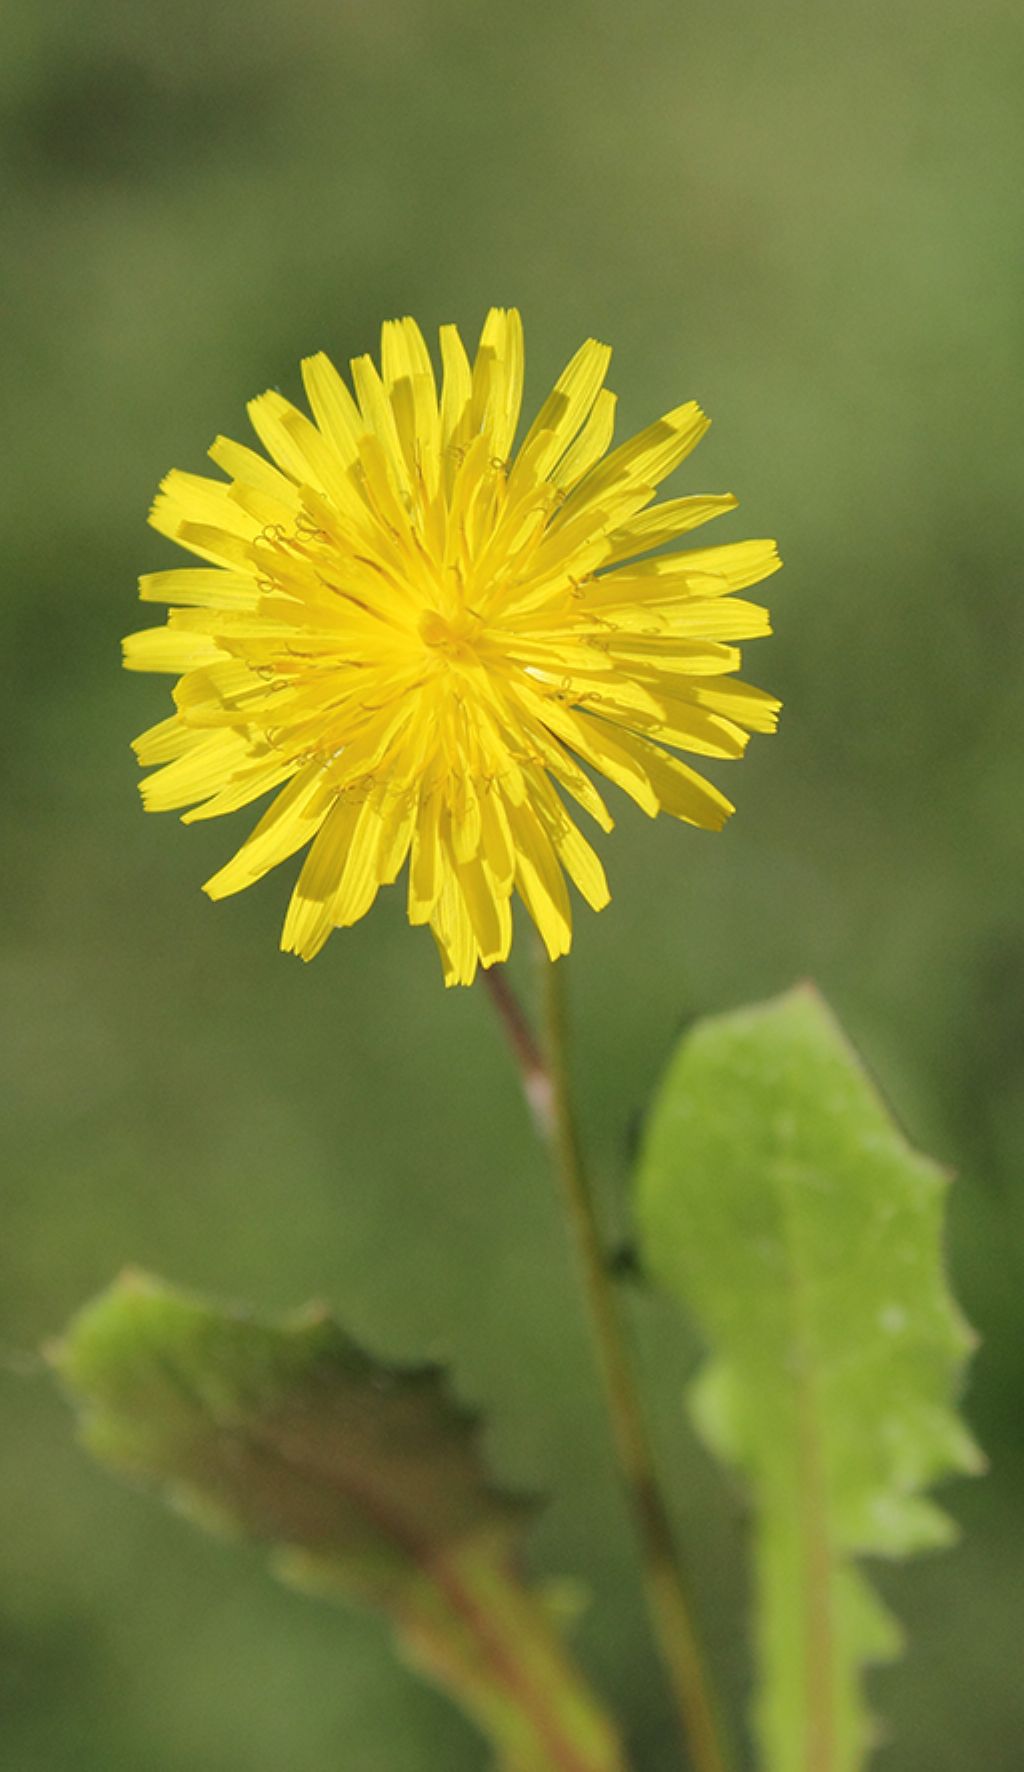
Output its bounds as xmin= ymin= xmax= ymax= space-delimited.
xmin=477 ymin=780 xmax=517 ymax=891
xmin=381 ymin=317 xmax=441 ymax=489
xmin=139 ymin=730 xmax=251 ymax=812
xmin=138 ymin=569 xmax=261 ymax=611
xmin=606 ymin=728 xmax=734 ymax=829
xmin=529 ymin=774 xmax=610 ymax=911
xmin=629 ymin=693 xmax=750 ymax=759
xmin=132 ymin=714 xmax=198 ymax=765
xmin=203 ymin=765 xmax=334 ymax=899
xmin=597 ymin=538 xmax=781 ymax=603
xmin=280 ymin=797 xmax=362 ymax=959
xmin=248 ymin=390 xmax=360 ymax=516
xmin=378 ymin=785 xmax=419 ymax=885
xmin=454 ymin=849 xmax=512 ymax=966
xmin=662 ymin=537 xmax=782 ymax=591
xmin=553 ymin=389 xmax=617 ymax=491
xmin=506 ymin=799 xmax=573 ymax=959
xmin=439 ymin=323 xmax=473 ymax=466
xmin=602 ymin=493 xmax=738 ymax=565
xmin=688 ymin=678 xmax=781 ymax=733
xmin=350 ymin=353 xmax=412 ymax=497
xmin=208 ymin=435 xmax=300 ymax=507
xmin=149 ymin=469 xmax=259 ymax=545
xmin=518 ymin=695 xmax=659 ymax=816
xmin=408 ymin=786 xmax=444 ymax=923
xmin=478 ymin=307 xmax=525 ymax=462
xmin=518 ymin=337 xmax=612 ymax=481
xmin=181 ymin=752 xmax=297 ymax=822
xmin=122 ymin=628 xmax=225 ymax=673
xmin=564 ymin=401 xmax=709 ymax=520
xmin=430 ymin=859 xmax=481 ymax=986
xmin=300 ymin=352 xmax=366 ymax=467
xmin=331 ymin=794 xmax=388 ymax=928
xmin=604 ymin=597 xmax=772 ymax=645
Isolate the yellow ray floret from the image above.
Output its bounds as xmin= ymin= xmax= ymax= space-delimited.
xmin=126 ymin=309 xmax=782 ymax=985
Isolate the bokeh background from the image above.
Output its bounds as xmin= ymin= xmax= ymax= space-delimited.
xmin=3 ymin=1 xmax=1022 ymax=1766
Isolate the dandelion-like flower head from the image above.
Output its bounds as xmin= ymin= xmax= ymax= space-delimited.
xmin=126 ymin=309 xmax=781 ymax=983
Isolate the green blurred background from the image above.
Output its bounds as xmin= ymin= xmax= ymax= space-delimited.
xmin=3 ymin=0 xmax=1022 ymax=1765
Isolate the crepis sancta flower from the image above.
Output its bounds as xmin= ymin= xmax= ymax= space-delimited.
xmin=125 ymin=309 xmax=781 ymax=985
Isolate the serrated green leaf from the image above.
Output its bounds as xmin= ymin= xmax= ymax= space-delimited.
xmin=50 ymin=1273 xmax=626 ymax=1772
xmin=634 ymin=985 xmax=982 ymax=1772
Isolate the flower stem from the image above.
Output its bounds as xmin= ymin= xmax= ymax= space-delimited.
xmin=483 ymin=959 xmax=730 ymax=1772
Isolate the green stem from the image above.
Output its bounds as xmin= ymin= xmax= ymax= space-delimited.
xmin=483 ymin=958 xmax=731 ymax=1772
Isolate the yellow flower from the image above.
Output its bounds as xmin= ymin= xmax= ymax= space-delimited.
xmin=126 ymin=309 xmax=781 ymax=985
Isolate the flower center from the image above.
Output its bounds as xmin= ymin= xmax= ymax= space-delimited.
xmin=418 ymin=606 xmax=484 ymax=665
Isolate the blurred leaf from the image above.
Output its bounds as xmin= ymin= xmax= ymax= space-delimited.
xmin=50 ymin=1273 xmax=626 ymax=1772
xmin=634 ymin=985 xmax=982 ymax=1772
